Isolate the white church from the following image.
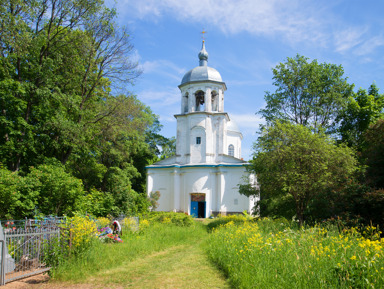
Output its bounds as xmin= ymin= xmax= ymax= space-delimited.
xmin=146 ymin=41 xmax=256 ymax=218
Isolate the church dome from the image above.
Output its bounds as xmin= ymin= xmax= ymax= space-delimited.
xmin=181 ymin=66 xmax=222 ymax=85
xmin=180 ymin=41 xmax=223 ymax=85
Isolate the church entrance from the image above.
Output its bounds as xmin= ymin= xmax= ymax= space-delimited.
xmin=190 ymin=193 xmax=206 ymax=218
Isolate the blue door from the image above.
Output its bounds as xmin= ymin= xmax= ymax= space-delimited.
xmin=191 ymin=201 xmax=198 ymax=217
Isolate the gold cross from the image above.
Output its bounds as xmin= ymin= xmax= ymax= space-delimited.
xmin=201 ymin=29 xmax=207 ymax=41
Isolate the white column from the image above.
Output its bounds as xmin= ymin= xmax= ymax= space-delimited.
xmin=188 ymin=88 xmax=193 ymax=113
xmin=217 ymin=169 xmax=226 ymax=214
xmin=147 ymin=173 xmax=154 ymax=197
xmin=218 ymin=89 xmax=224 ymax=112
xmin=205 ymin=87 xmax=212 ymax=112
xmin=173 ymin=169 xmax=180 ymax=212
xmin=191 ymin=89 xmax=196 ymax=112
xmin=180 ymin=91 xmax=185 ymax=114
xmin=210 ymin=171 xmax=217 ymax=216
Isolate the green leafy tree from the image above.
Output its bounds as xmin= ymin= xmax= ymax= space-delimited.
xmin=337 ymin=83 xmax=384 ymax=151
xmin=249 ymin=121 xmax=358 ymax=225
xmin=0 ymin=0 xmax=164 ymax=216
xmin=27 ymin=162 xmax=85 ymax=216
xmin=0 ymin=166 xmax=37 ymax=219
xmin=0 ymin=0 xmax=141 ymax=172
xmin=260 ymin=54 xmax=354 ymax=133
xmin=75 ymin=188 xmax=115 ymax=217
xmin=362 ymin=118 xmax=384 ymax=188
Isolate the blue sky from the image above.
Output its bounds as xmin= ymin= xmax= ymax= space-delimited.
xmin=106 ymin=0 xmax=384 ymax=160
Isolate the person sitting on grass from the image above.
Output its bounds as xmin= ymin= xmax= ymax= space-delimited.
xmin=112 ymin=220 xmax=122 ymax=236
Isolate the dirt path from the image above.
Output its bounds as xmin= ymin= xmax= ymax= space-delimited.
xmin=3 ymin=241 xmax=230 ymax=289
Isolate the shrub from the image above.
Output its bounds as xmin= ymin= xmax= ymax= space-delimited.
xmin=122 ymin=217 xmax=139 ymax=232
xmin=61 ymin=214 xmax=98 ymax=254
xmin=206 ymin=213 xmax=255 ymax=231
xmin=144 ymin=212 xmax=194 ymax=227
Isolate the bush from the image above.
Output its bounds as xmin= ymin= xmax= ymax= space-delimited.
xmin=61 ymin=214 xmax=98 ymax=254
xmin=207 ymin=213 xmax=255 ymax=231
xmin=143 ymin=212 xmax=194 ymax=227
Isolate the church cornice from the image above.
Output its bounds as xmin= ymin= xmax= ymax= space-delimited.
xmin=178 ymin=79 xmax=227 ymax=90
xmin=146 ymin=163 xmax=249 ymax=170
xmin=174 ymin=111 xmax=229 ymax=119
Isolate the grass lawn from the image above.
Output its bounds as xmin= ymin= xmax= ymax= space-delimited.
xmin=47 ymin=222 xmax=230 ymax=288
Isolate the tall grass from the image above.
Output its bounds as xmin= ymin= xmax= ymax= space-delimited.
xmin=206 ymin=217 xmax=384 ymax=289
xmin=52 ymin=221 xmax=206 ymax=281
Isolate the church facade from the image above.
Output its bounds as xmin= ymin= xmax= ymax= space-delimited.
xmin=146 ymin=41 xmax=256 ymax=218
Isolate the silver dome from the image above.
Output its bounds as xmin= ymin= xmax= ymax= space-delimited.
xmin=180 ymin=41 xmax=224 ymax=86
xmin=181 ymin=66 xmax=223 ymax=85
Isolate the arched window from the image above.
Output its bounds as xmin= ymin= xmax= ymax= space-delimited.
xmin=195 ymin=90 xmax=205 ymax=111
xmin=228 ymin=144 xmax=234 ymax=157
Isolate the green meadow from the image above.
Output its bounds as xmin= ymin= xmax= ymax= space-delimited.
xmin=42 ymin=213 xmax=384 ymax=289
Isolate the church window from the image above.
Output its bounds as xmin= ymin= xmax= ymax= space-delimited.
xmin=196 ymin=137 xmax=201 ymax=144
xmin=228 ymin=144 xmax=234 ymax=156
xmin=195 ymin=90 xmax=205 ymax=111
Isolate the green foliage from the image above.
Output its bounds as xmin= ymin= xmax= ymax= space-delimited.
xmin=0 ymin=0 xmax=172 ymax=216
xmin=42 ymin=236 xmax=68 ymax=272
xmin=75 ymin=189 xmax=115 ymax=217
xmin=207 ymin=218 xmax=384 ymax=289
xmin=251 ymin=121 xmax=358 ymax=225
xmin=0 ymin=162 xmax=86 ymax=218
xmin=206 ymin=213 xmax=255 ymax=231
xmin=143 ymin=212 xmax=195 ymax=227
xmin=338 ymin=83 xmax=384 ymax=151
xmin=260 ymin=54 xmax=354 ymax=133
xmin=149 ymin=191 xmax=161 ymax=211
xmin=362 ymin=118 xmax=384 ymax=188
xmin=28 ymin=162 xmax=85 ymax=216
xmin=0 ymin=166 xmax=36 ymax=219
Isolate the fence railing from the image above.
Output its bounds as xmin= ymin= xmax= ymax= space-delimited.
xmin=0 ymin=215 xmax=139 ymax=286
xmin=0 ymin=219 xmax=61 ymax=286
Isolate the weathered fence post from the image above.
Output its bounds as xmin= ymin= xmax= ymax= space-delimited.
xmin=0 ymin=239 xmax=5 ymax=286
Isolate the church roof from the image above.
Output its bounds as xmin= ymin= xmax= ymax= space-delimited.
xmin=180 ymin=41 xmax=223 ymax=86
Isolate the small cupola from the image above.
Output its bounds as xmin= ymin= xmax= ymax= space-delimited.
xmin=198 ymin=41 xmax=208 ymax=66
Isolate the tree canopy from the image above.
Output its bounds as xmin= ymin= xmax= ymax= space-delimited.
xmin=337 ymin=83 xmax=384 ymax=151
xmin=259 ymin=54 xmax=354 ymax=133
xmin=249 ymin=121 xmax=358 ymax=225
xmin=0 ymin=0 xmax=172 ymax=218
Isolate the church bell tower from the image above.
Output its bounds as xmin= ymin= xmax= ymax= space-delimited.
xmin=175 ymin=41 xmax=241 ymax=164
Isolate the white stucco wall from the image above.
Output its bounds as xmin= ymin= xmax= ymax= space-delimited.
xmin=147 ymin=165 xmax=252 ymax=217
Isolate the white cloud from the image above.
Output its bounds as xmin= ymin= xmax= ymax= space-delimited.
xmin=354 ymin=35 xmax=384 ymax=56
xmin=334 ymin=27 xmax=366 ymax=53
xmin=139 ymin=87 xmax=180 ymax=107
xmin=118 ymin=0 xmax=326 ymax=43
xmin=140 ymin=59 xmax=186 ymax=82
xmin=115 ymin=0 xmax=378 ymax=56
xmin=230 ymin=113 xmax=265 ymax=137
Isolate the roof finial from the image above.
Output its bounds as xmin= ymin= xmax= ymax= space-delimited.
xmin=198 ymin=30 xmax=208 ymax=66
xmin=201 ymin=29 xmax=207 ymax=42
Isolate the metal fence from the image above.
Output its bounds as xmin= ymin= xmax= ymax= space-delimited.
xmin=0 ymin=218 xmax=62 ymax=286
xmin=0 ymin=216 xmax=139 ymax=286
